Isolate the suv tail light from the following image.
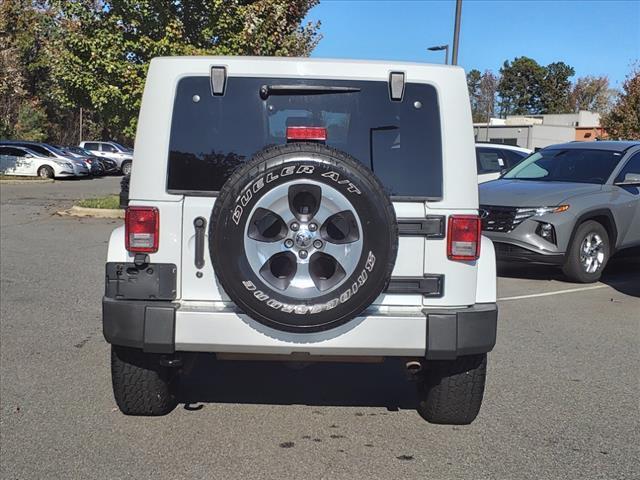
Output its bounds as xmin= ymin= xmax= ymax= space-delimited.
xmin=447 ymin=215 xmax=481 ymax=261
xmin=286 ymin=126 xmax=327 ymax=141
xmin=125 ymin=207 xmax=159 ymax=253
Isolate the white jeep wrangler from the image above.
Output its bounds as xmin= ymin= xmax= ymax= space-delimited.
xmin=104 ymin=57 xmax=497 ymax=424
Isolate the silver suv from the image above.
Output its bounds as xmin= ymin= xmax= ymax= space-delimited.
xmin=479 ymin=141 xmax=640 ymax=282
xmin=80 ymin=141 xmax=133 ymax=174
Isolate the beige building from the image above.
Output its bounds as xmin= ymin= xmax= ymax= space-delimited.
xmin=474 ymin=111 xmax=606 ymax=150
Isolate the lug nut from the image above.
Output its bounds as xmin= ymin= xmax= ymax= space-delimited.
xmin=284 ymin=239 xmax=294 ymax=248
xmin=299 ymin=250 xmax=308 ymax=259
xmin=309 ymin=223 xmax=318 ymax=232
xmin=313 ymin=240 xmax=323 ymax=249
xmin=290 ymin=222 xmax=299 ymax=231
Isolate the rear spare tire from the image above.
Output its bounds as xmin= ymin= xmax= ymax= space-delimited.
xmin=210 ymin=143 xmax=398 ymax=332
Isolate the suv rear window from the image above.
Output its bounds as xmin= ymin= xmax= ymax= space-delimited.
xmin=167 ymin=77 xmax=442 ymax=198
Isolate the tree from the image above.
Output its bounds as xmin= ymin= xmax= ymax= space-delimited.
xmin=602 ymin=67 xmax=640 ymax=140
xmin=15 ymin=100 xmax=49 ymax=141
xmin=51 ymin=0 xmax=321 ymax=140
xmin=478 ymin=70 xmax=498 ymax=122
xmin=497 ymin=57 xmax=577 ymax=116
xmin=540 ymin=61 xmax=575 ymax=113
xmin=466 ymin=69 xmax=481 ymax=121
xmin=0 ymin=0 xmax=55 ymax=139
xmin=467 ymin=69 xmax=498 ymax=122
xmin=570 ymin=76 xmax=613 ymax=114
xmin=497 ymin=56 xmax=546 ymax=116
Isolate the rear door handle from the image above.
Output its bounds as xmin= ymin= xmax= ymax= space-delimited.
xmin=193 ymin=217 xmax=207 ymax=269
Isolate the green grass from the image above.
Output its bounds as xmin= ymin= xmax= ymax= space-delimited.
xmin=76 ymin=195 xmax=121 ymax=209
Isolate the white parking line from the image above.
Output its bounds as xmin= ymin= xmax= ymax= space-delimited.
xmin=498 ymin=284 xmax=608 ymax=302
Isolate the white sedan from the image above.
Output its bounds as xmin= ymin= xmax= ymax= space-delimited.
xmin=0 ymin=145 xmax=77 ymax=178
xmin=476 ymin=143 xmax=532 ymax=183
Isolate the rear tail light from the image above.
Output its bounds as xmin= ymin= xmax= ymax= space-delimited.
xmin=286 ymin=126 xmax=327 ymax=141
xmin=447 ymin=215 xmax=481 ymax=261
xmin=125 ymin=207 xmax=159 ymax=253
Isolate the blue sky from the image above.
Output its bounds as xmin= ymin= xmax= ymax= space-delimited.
xmin=305 ymin=0 xmax=640 ymax=88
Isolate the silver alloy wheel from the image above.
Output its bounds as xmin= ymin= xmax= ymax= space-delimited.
xmin=121 ymin=162 xmax=132 ymax=176
xmin=579 ymin=232 xmax=605 ymax=273
xmin=243 ymin=179 xmax=363 ymax=299
xmin=38 ymin=166 xmax=52 ymax=179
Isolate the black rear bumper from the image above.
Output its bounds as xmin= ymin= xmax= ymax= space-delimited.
xmin=103 ymin=297 xmax=177 ymax=354
xmin=423 ymin=303 xmax=497 ymax=360
xmin=493 ymin=242 xmax=565 ymax=265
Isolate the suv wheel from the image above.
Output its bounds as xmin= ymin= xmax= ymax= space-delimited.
xmin=562 ymin=220 xmax=610 ymax=283
xmin=120 ymin=160 xmax=132 ymax=176
xmin=210 ymin=142 xmax=398 ymax=333
xmin=111 ymin=346 xmax=178 ymax=416
xmin=417 ymin=354 xmax=487 ymax=425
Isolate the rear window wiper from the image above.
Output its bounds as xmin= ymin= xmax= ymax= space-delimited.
xmin=259 ymin=84 xmax=361 ymax=100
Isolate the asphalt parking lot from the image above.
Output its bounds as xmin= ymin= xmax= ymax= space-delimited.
xmin=1 ymin=177 xmax=638 ymax=480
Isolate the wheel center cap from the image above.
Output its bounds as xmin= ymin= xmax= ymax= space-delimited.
xmin=294 ymin=230 xmax=314 ymax=248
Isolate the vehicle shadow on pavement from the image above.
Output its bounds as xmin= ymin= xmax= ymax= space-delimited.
xmin=176 ymin=356 xmax=419 ymax=411
xmin=497 ymin=253 xmax=640 ymax=298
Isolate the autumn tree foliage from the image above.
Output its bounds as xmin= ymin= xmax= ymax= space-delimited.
xmin=570 ymin=76 xmax=614 ymax=114
xmin=466 ymin=69 xmax=498 ymax=122
xmin=1 ymin=0 xmax=321 ymax=142
xmin=602 ymin=67 xmax=640 ymax=140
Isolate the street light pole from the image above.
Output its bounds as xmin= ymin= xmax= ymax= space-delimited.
xmin=427 ymin=44 xmax=449 ymax=65
xmin=451 ymin=0 xmax=463 ymax=65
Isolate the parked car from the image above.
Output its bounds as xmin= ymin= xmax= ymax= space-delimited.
xmin=80 ymin=141 xmax=133 ymax=175
xmin=56 ymin=146 xmax=104 ymax=175
xmin=479 ymin=141 xmax=640 ymax=282
xmin=1 ymin=141 xmax=89 ymax=177
xmin=63 ymin=146 xmax=119 ymax=174
xmin=0 ymin=145 xmax=76 ymax=178
xmin=103 ymin=57 xmax=498 ymax=424
xmin=476 ymin=143 xmax=532 ymax=183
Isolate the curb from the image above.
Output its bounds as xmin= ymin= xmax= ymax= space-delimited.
xmin=57 ymin=205 xmax=124 ymax=219
xmin=0 ymin=178 xmax=55 ymax=184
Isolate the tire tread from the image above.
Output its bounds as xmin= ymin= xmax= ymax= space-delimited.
xmin=111 ymin=346 xmax=177 ymax=416
xmin=417 ymin=354 xmax=487 ymax=425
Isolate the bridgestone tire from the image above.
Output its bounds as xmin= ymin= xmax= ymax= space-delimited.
xmin=562 ymin=220 xmax=610 ymax=283
xmin=210 ymin=142 xmax=398 ymax=332
xmin=417 ymin=354 xmax=487 ymax=425
xmin=111 ymin=346 xmax=178 ymax=416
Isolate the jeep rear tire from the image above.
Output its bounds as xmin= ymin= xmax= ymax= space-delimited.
xmin=417 ymin=354 xmax=487 ymax=425
xmin=111 ymin=346 xmax=178 ymax=416
xmin=210 ymin=142 xmax=398 ymax=332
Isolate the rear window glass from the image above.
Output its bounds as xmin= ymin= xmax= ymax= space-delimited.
xmin=167 ymin=77 xmax=442 ymax=197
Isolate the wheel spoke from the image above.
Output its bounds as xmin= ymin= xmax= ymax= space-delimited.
xmin=322 ymin=240 xmax=361 ymax=276
xmin=287 ymin=262 xmax=321 ymax=294
xmin=312 ymin=187 xmax=356 ymax=224
xmin=246 ymin=237 xmax=286 ymax=266
xmin=265 ymin=196 xmax=297 ymax=226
